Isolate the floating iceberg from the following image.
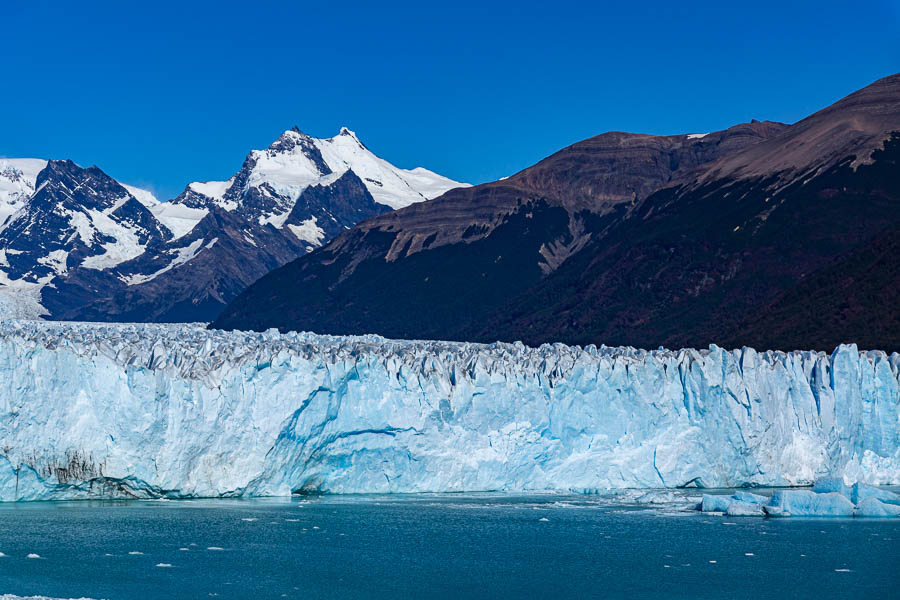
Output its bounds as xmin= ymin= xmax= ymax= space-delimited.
xmin=633 ymin=491 xmax=677 ymax=504
xmin=855 ymin=497 xmax=900 ymax=517
xmin=701 ymin=491 xmax=767 ymax=515
xmin=0 ymin=321 xmax=899 ymax=500
xmin=701 ymin=495 xmax=734 ymax=513
xmin=698 ymin=479 xmax=900 ymax=518
xmin=762 ymin=490 xmax=856 ymax=517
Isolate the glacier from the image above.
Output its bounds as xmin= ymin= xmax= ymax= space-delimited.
xmin=0 ymin=321 xmax=898 ymax=501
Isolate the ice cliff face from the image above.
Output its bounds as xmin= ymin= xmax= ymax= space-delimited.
xmin=0 ymin=321 xmax=898 ymax=500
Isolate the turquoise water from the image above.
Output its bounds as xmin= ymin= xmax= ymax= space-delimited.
xmin=0 ymin=494 xmax=898 ymax=599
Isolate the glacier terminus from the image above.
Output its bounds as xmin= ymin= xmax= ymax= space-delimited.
xmin=0 ymin=321 xmax=898 ymax=501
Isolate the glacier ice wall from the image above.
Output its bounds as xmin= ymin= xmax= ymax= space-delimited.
xmin=0 ymin=321 xmax=898 ymax=500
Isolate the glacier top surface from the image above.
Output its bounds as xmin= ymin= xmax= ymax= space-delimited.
xmin=2 ymin=319 xmax=898 ymax=384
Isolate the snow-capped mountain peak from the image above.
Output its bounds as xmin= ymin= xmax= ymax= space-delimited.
xmin=166 ymin=127 xmax=470 ymax=239
xmin=315 ymin=127 xmax=466 ymax=209
xmin=122 ymin=184 xmax=160 ymax=209
xmin=337 ymin=126 xmax=363 ymax=144
xmin=0 ymin=160 xmax=171 ymax=284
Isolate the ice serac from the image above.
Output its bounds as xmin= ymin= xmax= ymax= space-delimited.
xmin=0 ymin=321 xmax=898 ymax=500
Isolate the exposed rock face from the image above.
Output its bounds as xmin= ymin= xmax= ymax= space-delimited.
xmin=45 ymin=207 xmax=309 ymax=322
xmin=213 ymin=73 xmax=900 ymax=353
xmin=0 ymin=160 xmax=171 ymax=283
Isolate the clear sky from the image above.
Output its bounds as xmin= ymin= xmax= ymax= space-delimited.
xmin=2 ymin=0 xmax=898 ymax=200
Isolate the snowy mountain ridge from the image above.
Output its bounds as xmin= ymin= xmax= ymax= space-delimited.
xmin=0 ymin=320 xmax=897 ymax=500
xmin=160 ymin=127 xmax=465 ymax=243
xmin=1 ymin=159 xmax=160 ymax=233
xmin=0 ymin=160 xmax=171 ymax=281
xmin=0 ymin=129 xmax=467 ymax=322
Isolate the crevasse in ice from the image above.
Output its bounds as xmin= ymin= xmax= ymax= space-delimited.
xmin=0 ymin=321 xmax=898 ymax=500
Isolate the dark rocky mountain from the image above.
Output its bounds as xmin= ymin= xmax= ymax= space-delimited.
xmin=0 ymin=128 xmax=466 ymax=321
xmin=0 ymin=159 xmax=171 ymax=287
xmin=213 ymin=73 xmax=900 ymax=352
xmin=44 ymin=205 xmax=310 ymax=322
xmin=725 ymin=140 xmax=900 ymax=352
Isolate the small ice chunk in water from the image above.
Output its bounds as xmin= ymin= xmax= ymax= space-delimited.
xmin=0 ymin=552 xmax=5 ymax=557
xmin=179 ymin=547 xmax=189 ymax=551
xmin=241 ymin=518 xmax=258 ymax=522
xmin=128 ymin=551 xmax=144 ymax=555
xmin=745 ymin=553 xmax=755 ymax=556
xmin=156 ymin=563 xmax=173 ymax=567
xmin=834 ymin=569 xmax=851 ymax=573
xmin=207 ymin=546 xmax=224 ymax=551
xmin=634 ymin=491 xmax=676 ymax=504
xmin=539 ymin=517 xmax=550 ymax=522
xmin=312 ymin=526 xmax=320 ymax=530
xmin=26 ymin=553 xmax=40 ymax=559
xmin=702 ymin=492 xmax=768 ymax=515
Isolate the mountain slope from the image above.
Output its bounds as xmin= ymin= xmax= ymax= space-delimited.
xmin=155 ymin=127 xmax=463 ymax=246
xmin=468 ymin=134 xmax=900 ymax=351
xmin=214 ymin=73 xmax=900 ymax=352
xmin=211 ymin=121 xmax=789 ymax=336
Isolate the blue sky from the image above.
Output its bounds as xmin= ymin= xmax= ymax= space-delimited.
xmin=1 ymin=0 xmax=898 ymax=200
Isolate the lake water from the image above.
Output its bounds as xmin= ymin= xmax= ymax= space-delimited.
xmin=0 ymin=493 xmax=897 ymax=599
